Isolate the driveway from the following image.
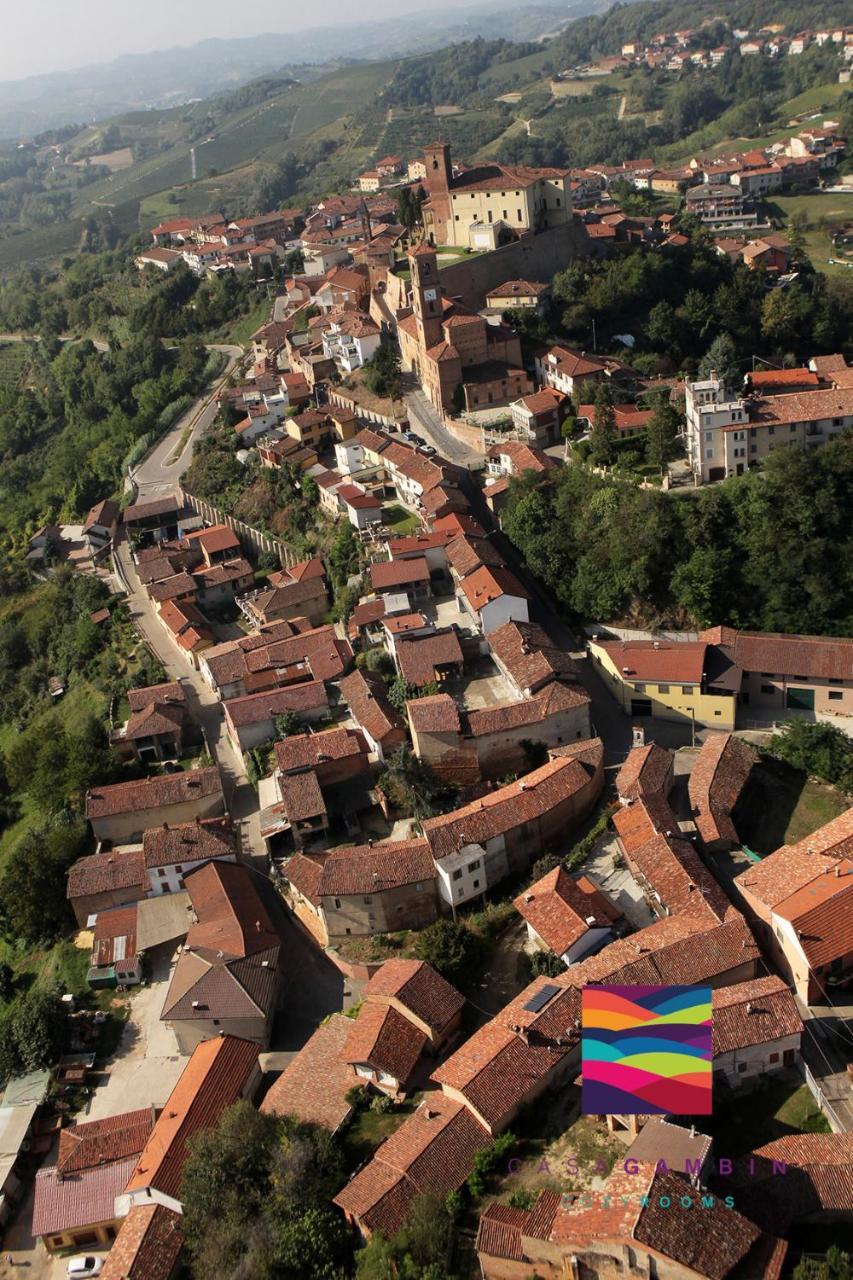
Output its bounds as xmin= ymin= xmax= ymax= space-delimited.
xmin=84 ymin=946 xmax=188 ymax=1122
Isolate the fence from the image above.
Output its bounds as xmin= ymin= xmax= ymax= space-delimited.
xmin=327 ymin=388 xmax=405 ymax=429
xmin=179 ymin=488 xmax=299 ymax=570
xmin=799 ymin=1059 xmax=848 ymax=1133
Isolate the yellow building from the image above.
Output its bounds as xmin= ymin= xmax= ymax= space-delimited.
xmin=589 ymin=638 xmax=737 ymax=730
xmin=421 ymin=143 xmax=571 ymax=248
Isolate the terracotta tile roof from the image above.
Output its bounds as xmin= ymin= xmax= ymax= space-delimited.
xmin=162 ymin=862 xmax=281 ymax=1023
xmin=286 ymin=839 xmax=436 ymax=899
xmin=615 ymin=742 xmax=673 ymax=800
xmin=148 ymin=572 xmax=197 ymax=603
xmin=735 ymin=810 xmax=853 ymax=909
xmin=446 ymin=533 xmax=505 ymax=580
xmin=142 ymin=817 xmax=235 ymax=870
xmin=595 ymin=638 xmax=709 ymax=683
xmin=185 ymin=523 xmax=241 ymax=555
xmin=339 ymin=668 xmax=405 ymax=746
xmin=624 ymin=1115 xmax=711 ymax=1173
xmin=633 ymin=1171 xmax=760 ymax=1278
xmin=712 ymin=975 xmax=802 ymax=1054
xmin=406 ymin=692 xmax=461 ymax=734
xmin=333 ymin=1095 xmax=490 ymax=1235
xmin=278 ymin=769 xmax=326 ymax=823
xmin=123 ymin=493 xmax=182 ymax=523
xmin=366 ymin=958 xmax=465 ymax=1034
xmin=396 ymin=629 xmax=463 ymax=687
xmin=157 ymin=599 xmax=214 ymax=652
xmin=124 ymin=696 xmax=185 ymax=741
xmin=422 ymin=487 xmax=472 ymax=518
xmin=261 ymin=1013 xmax=354 ymax=1130
xmin=741 ymin=387 xmax=853 ymax=432
xmin=699 ymin=626 xmax=853 ymax=681
xmin=125 ymin=1036 xmax=259 ymax=1200
xmin=57 ymin=1109 xmax=155 ymax=1175
xmin=370 ymin=556 xmax=430 ymax=590
xmin=516 ymin=388 xmax=567 ymax=416
xmin=246 ymin=577 xmax=327 ymax=619
xmin=342 ymin=1002 xmax=427 ymax=1082
xmin=486 ymin=279 xmax=549 ymax=299
xmin=810 ymin=353 xmax=848 ymax=374
xmin=348 ymin=598 xmax=386 ymax=635
xmin=384 ymin=611 xmax=428 ymax=636
xmin=485 ymin=440 xmax=557 ymax=474
xmin=32 ymin=1155 xmax=138 ymax=1238
xmin=86 ymin=767 xmax=223 ymax=821
xmin=514 ymin=865 xmax=616 ymax=955
xmin=192 ymin=557 xmax=253 ymax=590
xmin=540 ymin=344 xmax=606 ymax=379
xmin=100 ymin=1204 xmax=183 ymax=1280
xmin=460 ymin=565 xmax=529 ymax=612
xmin=466 ymin=681 xmax=589 ymax=738
xmin=223 ymin=681 xmax=328 ymax=727
xmin=476 ymin=1202 xmax=528 ymax=1260
xmin=274 ymin=726 xmax=367 ymax=775
xmin=432 ymin=1000 xmax=576 ymax=1130
xmin=688 ymin=733 xmax=755 ymax=845
xmin=67 ymin=847 xmax=146 ymax=902
xmin=488 ymin=620 xmax=577 ymax=693
xmin=203 ymin=624 xmax=350 ymax=690
xmin=424 ymin=757 xmax=592 ymax=862
xmin=386 ymin=531 xmax=453 ymax=556
xmin=771 ymin=859 xmax=853 ymax=968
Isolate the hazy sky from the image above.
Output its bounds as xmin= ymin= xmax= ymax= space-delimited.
xmin=0 ymin=0 xmax=416 ymax=81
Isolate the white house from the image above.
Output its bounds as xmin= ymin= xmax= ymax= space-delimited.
xmin=458 ymin=565 xmax=530 ymax=635
xmin=321 ymin=314 xmax=381 ymax=373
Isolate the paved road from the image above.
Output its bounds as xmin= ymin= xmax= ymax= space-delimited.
xmin=114 ymin=536 xmax=263 ymax=856
xmin=132 ymin=342 xmax=243 ymax=498
xmin=404 ymin=387 xmax=483 ymax=468
xmin=0 ymin=330 xmax=110 ymax=353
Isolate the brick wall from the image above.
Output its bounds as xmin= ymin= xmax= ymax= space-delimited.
xmin=438 ymin=223 xmax=591 ymax=312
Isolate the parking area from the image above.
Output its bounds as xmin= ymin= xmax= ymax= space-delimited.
xmin=84 ymin=945 xmax=188 ymax=1122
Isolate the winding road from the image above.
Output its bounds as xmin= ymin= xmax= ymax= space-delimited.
xmin=131 ymin=342 xmax=244 ymax=498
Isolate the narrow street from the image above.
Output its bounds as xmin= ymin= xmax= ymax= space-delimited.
xmin=404 ymin=387 xmax=482 ymax=467
xmin=113 ymin=537 xmax=262 ymax=856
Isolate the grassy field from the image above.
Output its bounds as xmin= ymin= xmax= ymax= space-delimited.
xmin=734 ymin=756 xmax=849 ymax=855
xmin=709 ymin=1078 xmax=829 ymax=1156
xmin=779 ymin=80 xmax=847 ymax=119
xmin=382 ymin=504 xmax=420 ymax=536
xmin=766 ymin=190 xmax=853 ymax=278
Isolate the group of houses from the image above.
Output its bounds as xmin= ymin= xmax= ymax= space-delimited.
xmin=595 ymin=21 xmax=853 ymax=73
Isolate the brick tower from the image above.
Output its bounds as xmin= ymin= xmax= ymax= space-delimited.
xmin=409 ymin=244 xmax=443 ymax=350
xmin=423 ymin=142 xmax=453 ymax=245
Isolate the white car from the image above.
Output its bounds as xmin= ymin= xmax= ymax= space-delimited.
xmin=67 ymin=1258 xmax=104 ymax=1278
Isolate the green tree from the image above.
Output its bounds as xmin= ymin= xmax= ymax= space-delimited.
xmin=377 ymin=745 xmax=453 ymax=818
xmin=274 ymin=711 xmax=302 ymax=739
xmin=11 ymin=991 xmax=66 ymax=1072
xmin=793 ymin=1246 xmax=853 ymax=1279
xmin=588 ymin=382 xmax=616 ymax=468
xmin=413 ymin=919 xmax=479 ymax=984
xmin=0 ymin=820 xmax=87 ymax=944
xmin=768 ymin=721 xmax=853 ymax=791
xmin=363 ymin=339 xmax=403 ymax=402
xmin=644 ymin=393 xmax=681 ymax=474
xmin=356 ymin=1192 xmax=457 ymax=1280
xmin=698 ymin=333 xmax=740 ymax=388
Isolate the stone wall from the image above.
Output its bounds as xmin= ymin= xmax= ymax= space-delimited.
xmin=438 ymin=222 xmax=591 ymax=312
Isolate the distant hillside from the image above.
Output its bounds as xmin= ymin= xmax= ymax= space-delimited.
xmin=0 ymin=0 xmax=598 ymax=140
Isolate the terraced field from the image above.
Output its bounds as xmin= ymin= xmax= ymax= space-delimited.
xmin=0 ymin=342 xmax=29 ymax=389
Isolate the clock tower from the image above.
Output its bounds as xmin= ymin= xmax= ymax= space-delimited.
xmin=409 ymin=244 xmax=443 ymax=350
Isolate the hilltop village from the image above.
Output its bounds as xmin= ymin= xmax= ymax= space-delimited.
xmin=2 ymin=73 xmax=853 ymax=1279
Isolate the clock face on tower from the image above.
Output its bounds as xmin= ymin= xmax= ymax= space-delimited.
xmin=423 ymin=287 xmax=437 ymax=302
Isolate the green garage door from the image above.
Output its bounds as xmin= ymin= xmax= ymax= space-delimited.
xmin=786 ymin=687 xmax=815 ymax=710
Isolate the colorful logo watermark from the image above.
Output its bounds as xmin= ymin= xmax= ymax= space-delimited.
xmin=581 ymin=985 xmax=713 ymax=1115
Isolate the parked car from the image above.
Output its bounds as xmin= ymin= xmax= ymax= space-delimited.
xmin=67 ymin=1259 xmax=104 ymax=1278
xmin=418 ymin=444 xmax=437 ymax=456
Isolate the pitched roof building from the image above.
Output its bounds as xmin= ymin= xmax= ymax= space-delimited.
xmin=688 ymin=732 xmax=755 ymax=850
